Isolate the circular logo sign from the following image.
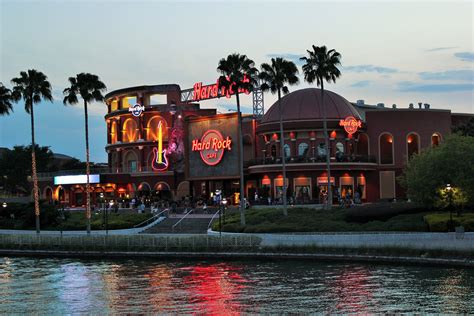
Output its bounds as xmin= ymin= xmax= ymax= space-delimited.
xmin=129 ymin=103 xmax=145 ymax=117
xmin=339 ymin=116 xmax=362 ymax=135
xmin=192 ymin=129 xmax=232 ymax=166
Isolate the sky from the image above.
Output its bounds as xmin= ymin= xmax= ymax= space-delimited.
xmin=1 ymin=0 xmax=473 ymax=163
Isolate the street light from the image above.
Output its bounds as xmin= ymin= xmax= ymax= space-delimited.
xmin=222 ymin=197 xmax=227 ymax=224
xmin=446 ymin=184 xmax=454 ymax=231
xmin=100 ymin=193 xmax=108 ymax=235
xmin=2 ymin=201 xmax=7 ymax=208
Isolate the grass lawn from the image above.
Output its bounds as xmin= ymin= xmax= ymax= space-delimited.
xmin=213 ymin=205 xmax=474 ymax=233
xmin=43 ymin=211 xmax=153 ymax=231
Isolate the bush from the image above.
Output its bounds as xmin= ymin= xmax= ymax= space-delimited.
xmin=0 ymin=201 xmax=60 ymax=229
xmin=424 ymin=213 xmax=474 ymax=232
xmin=345 ymin=202 xmax=425 ymax=223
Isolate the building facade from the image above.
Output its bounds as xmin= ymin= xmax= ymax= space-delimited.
xmin=37 ymin=84 xmax=472 ymax=207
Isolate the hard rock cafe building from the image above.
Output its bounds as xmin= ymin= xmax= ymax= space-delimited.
xmin=37 ymin=81 xmax=473 ymax=207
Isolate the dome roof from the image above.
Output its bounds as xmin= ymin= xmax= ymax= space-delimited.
xmin=261 ymin=88 xmax=361 ymax=124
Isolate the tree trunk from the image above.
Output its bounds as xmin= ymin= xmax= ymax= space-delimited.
xmin=30 ymin=100 xmax=41 ymax=234
xmin=84 ymin=99 xmax=91 ymax=234
xmin=321 ymin=80 xmax=333 ymax=209
xmin=278 ymin=89 xmax=288 ymax=216
xmin=235 ymin=92 xmax=246 ymax=226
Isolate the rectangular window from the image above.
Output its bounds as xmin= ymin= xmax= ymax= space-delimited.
xmin=150 ymin=94 xmax=167 ymax=105
xmin=128 ymin=160 xmax=137 ymax=173
xmin=274 ymin=178 xmax=288 ymax=200
xmin=339 ymin=176 xmax=354 ymax=199
xmin=110 ymin=100 xmax=118 ymax=112
xmin=122 ymin=97 xmax=137 ymax=109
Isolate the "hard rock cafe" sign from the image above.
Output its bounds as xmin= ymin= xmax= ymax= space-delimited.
xmin=339 ymin=116 xmax=362 ymax=136
xmin=192 ymin=75 xmax=251 ymax=101
xmin=191 ymin=130 xmax=232 ymax=166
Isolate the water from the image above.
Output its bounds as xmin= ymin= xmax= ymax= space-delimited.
xmin=0 ymin=257 xmax=472 ymax=314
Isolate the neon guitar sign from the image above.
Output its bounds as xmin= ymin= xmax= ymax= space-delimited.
xmin=152 ymin=121 xmax=169 ymax=171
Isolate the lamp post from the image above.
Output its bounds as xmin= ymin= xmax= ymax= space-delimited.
xmin=446 ymin=184 xmax=454 ymax=231
xmin=222 ymin=197 xmax=227 ymax=225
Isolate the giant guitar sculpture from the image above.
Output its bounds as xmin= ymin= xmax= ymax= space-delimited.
xmin=152 ymin=121 xmax=169 ymax=171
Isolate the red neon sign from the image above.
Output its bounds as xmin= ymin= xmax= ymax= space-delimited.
xmin=339 ymin=116 xmax=362 ymax=135
xmin=192 ymin=130 xmax=232 ymax=166
xmin=192 ymin=75 xmax=251 ymax=101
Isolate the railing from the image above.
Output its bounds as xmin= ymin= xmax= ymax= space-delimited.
xmin=172 ymin=208 xmax=194 ymax=233
xmin=246 ymin=154 xmax=377 ymax=167
xmin=208 ymin=209 xmax=221 ymax=230
xmin=37 ymin=166 xmax=172 ymax=178
xmin=133 ymin=209 xmax=169 ymax=228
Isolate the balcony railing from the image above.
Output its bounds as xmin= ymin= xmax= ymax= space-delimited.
xmin=36 ymin=166 xmax=174 ymax=178
xmin=246 ymin=154 xmax=377 ymax=167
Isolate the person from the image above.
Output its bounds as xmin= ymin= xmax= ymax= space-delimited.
xmin=203 ymin=202 xmax=207 ymax=214
xmin=114 ymin=202 xmax=119 ymax=213
xmin=140 ymin=202 xmax=145 ymax=214
xmin=354 ymin=191 xmax=361 ymax=204
xmin=267 ymin=196 xmax=272 ymax=205
xmin=254 ymin=191 xmax=258 ymax=202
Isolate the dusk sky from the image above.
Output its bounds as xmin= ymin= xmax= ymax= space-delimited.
xmin=1 ymin=0 xmax=472 ymax=163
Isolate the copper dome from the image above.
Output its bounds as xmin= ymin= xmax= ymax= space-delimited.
xmin=261 ymin=88 xmax=361 ymax=124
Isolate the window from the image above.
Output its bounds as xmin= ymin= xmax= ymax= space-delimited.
xmin=406 ymin=133 xmax=420 ymax=160
xmin=122 ymin=96 xmax=137 ymax=109
xmin=283 ymin=144 xmax=291 ymax=158
xmin=128 ymin=160 xmax=137 ymax=173
xmin=110 ymin=100 xmax=118 ymax=112
xmin=336 ymin=142 xmax=344 ymax=161
xmin=379 ymin=133 xmax=394 ymax=165
xmin=317 ymin=143 xmax=327 ymax=158
xmin=271 ymin=145 xmax=277 ymax=158
xmin=150 ymin=94 xmax=167 ymax=105
xmin=298 ymin=143 xmax=309 ymax=156
xmin=110 ymin=121 xmax=117 ymax=144
xmin=358 ymin=133 xmax=369 ymax=156
xmin=432 ymin=133 xmax=441 ymax=147
xmin=122 ymin=119 xmax=138 ymax=142
xmin=147 ymin=116 xmax=167 ymax=141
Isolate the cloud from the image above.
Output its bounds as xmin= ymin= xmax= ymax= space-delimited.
xmin=266 ymin=53 xmax=305 ymax=65
xmin=419 ymin=70 xmax=474 ymax=81
xmin=216 ymin=102 xmax=253 ymax=113
xmin=397 ymin=81 xmax=474 ymax=93
xmin=343 ymin=64 xmax=398 ymax=74
xmin=350 ymin=80 xmax=371 ymax=88
xmin=425 ymin=46 xmax=458 ymax=52
xmin=454 ymin=52 xmax=474 ymax=62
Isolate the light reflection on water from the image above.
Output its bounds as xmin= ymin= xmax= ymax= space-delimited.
xmin=0 ymin=257 xmax=472 ymax=314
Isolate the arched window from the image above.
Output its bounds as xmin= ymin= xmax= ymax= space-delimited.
xmin=298 ymin=143 xmax=309 ymax=156
xmin=147 ymin=116 xmax=168 ymax=141
xmin=406 ymin=132 xmax=420 ymax=160
xmin=358 ymin=133 xmax=369 ymax=156
xmin=432 ymin=133 xmax=441 ymax=147
xmin=122 ymin=118 xmax=138 ymax=143
xmin=110 ymin=121 xmax=117 ymax=144
xmin=379 ymin=133 xmax=394 ymax=165
xmin=336 ymin=142 xmax=344 ymax=154
xmin=283 ymin=144 xmax=291 ymax=158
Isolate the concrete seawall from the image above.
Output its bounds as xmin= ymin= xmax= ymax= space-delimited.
xmin=207 ymin=230 xmax=474 ymax=251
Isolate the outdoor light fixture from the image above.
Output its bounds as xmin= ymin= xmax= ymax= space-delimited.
xmin=2 ymin=202 xmax=7 ymax=208
xmin=222 ymin=198 xmax=227 ymax=206
xmin=446 ymin=183 xmax=451 ymax=191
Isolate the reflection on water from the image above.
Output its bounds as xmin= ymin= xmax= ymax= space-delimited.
xmin=0 ymin=257 xmax=472 ymax=314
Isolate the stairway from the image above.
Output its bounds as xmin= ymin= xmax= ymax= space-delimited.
xmin=142 ymin=217 xmax=212 ymax=234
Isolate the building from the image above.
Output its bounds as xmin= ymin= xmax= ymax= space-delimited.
xmin=37 ymin=83 xmax=473 ymax=207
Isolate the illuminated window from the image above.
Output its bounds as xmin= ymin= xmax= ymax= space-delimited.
xmin=122 ymin=96 xmax=137 ymax=109
xmin=110 ymin=100 xmax=118 ymax=112
xmin=110 ymin=121 xmax=117 ymax=144
xmin=147 ymin=116 xmax=168 ymax=141
xmin=432 ymin=133 xmax=441 ymax=147
xmin=379 ymin=133 xmax=394 ymax=165
xmin=406 ymin=132 xmax=420 ymax=160
xmin=122 ymin=119 xmax=138 ymax=142
xmin=298 ymin=143 xmax=309 ymax=156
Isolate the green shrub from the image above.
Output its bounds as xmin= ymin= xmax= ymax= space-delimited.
xmin=424 ymin=213 xmax=474 ymax=232
xmin=345 ymin=202 xmax=425 ymax=223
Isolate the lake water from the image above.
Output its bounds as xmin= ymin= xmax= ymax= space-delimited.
xmin=0 ymin=256 xmax=473 ymax=314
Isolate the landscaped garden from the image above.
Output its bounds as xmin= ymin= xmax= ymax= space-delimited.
xmin=212 ymin=202 xmax=474 ymax=233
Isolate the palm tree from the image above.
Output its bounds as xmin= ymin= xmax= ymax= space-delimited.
xmin=64 ymin=73 xmax=106 ymax=234
xmin=0 ymin=83 xmax=13 ymax=116
xmin=259 ymin=57 xmax=299 ymax=216
xmin=11 ymin=70 xmax=53 ymax=233
xmin=217 ymin=53 xmax=258 ymax=226
xmin=300 ymin=45 xmax=342 ymax=209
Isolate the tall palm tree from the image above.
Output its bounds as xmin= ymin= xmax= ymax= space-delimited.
xmin=217 ymin=53 xmax=258 ymax=226
xmin=300 ymin=45 xmax=341 ymax=209
xmin=11 ymin=70 xmax=53 ymax=233
xmin=0 ymin=83 xmax=13 ymax=116
xmin=259 ymin=57 xmax=299 ymax=216
xmin=63 ymin=73 xmax=106 ymax=234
